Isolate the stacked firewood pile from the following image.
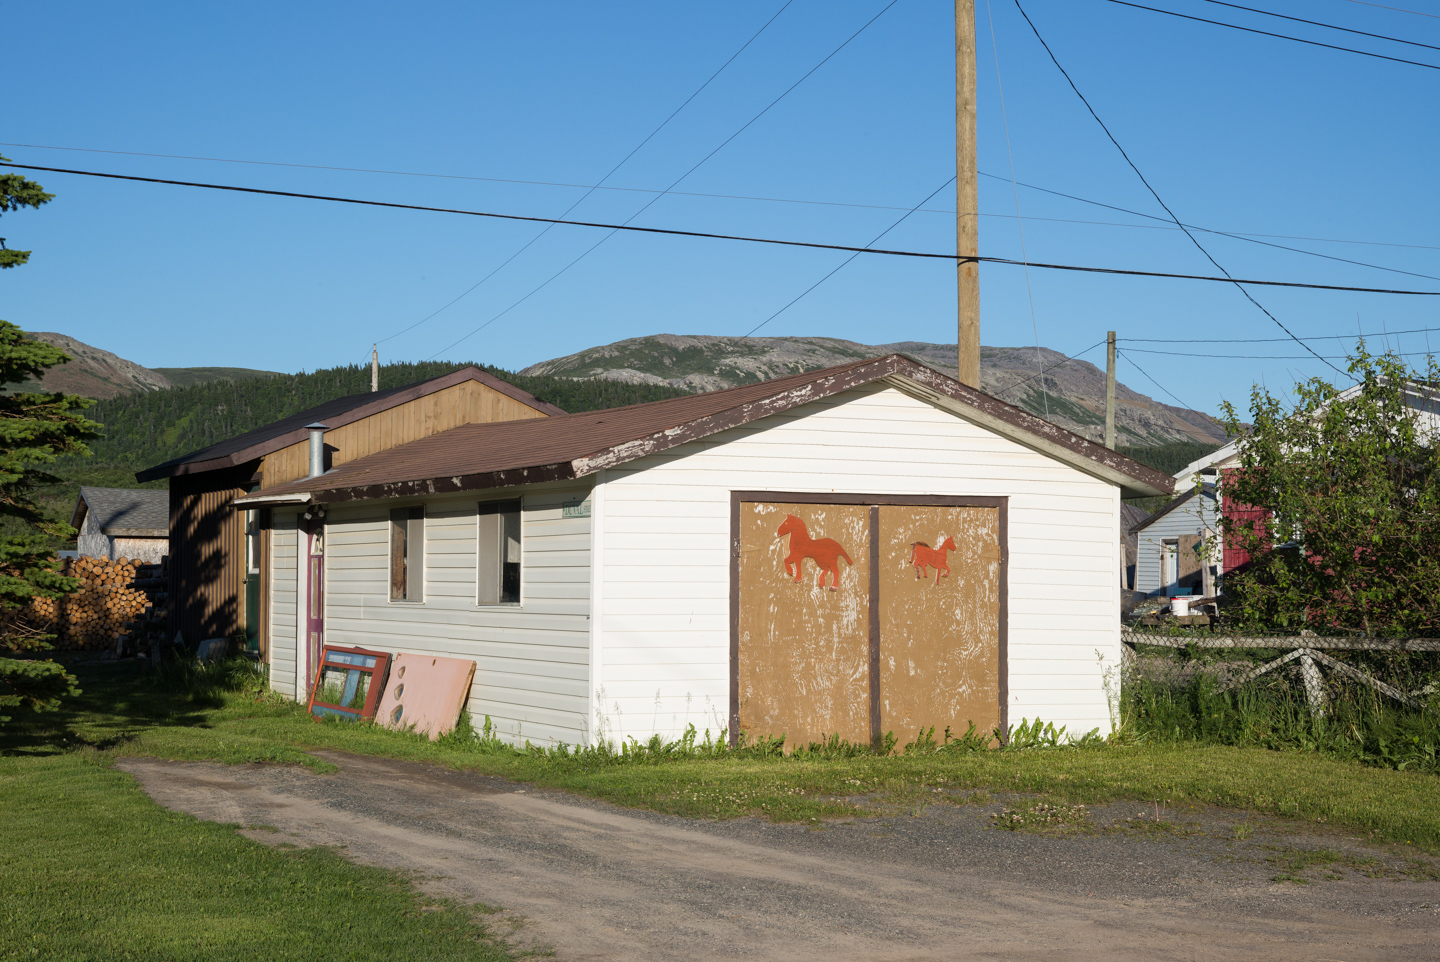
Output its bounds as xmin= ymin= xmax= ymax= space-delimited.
xmin=28 ymin=556 xmax=167 ymax=651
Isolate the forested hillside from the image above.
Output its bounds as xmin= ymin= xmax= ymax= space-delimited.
xmin=81 ymin=361 xmax=689 ymax=469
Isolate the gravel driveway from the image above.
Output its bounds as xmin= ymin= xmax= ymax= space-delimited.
xmin=119 ymin=752 xmax=1439 ymax=961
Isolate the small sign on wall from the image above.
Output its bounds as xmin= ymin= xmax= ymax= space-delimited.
xmin=562 ymin=498 xmax=591 ymax=519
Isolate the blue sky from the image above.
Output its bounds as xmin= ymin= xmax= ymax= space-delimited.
xmin=3 ymin=0 xmax=1437 ymax=417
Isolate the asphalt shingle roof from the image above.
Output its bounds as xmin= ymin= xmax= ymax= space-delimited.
xmin=73 ymin=487 xmax=170 ymax=536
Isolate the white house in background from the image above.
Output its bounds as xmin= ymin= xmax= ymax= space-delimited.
xmin=1165 ymin=377 xmax=1440 ymax=589
xmin=1131 ymin=484 xmax=1219 ymax=598
xmin=69 ymin=486 xmax=169 ymax=563
xmin=235 ymin=355 xmax=1173 ymax=748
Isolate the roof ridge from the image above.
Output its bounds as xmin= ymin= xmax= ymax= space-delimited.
xmin=137 ymin=365 xmax=563 ymax=481
xmin=236 ymin=353 xmax=1176 ymax=506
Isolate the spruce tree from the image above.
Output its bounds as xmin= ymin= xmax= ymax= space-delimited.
xmin=0 ymin=160 xmax=100 ymax=719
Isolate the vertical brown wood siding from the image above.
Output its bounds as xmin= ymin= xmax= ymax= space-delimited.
xmin=259 ymin=381 xmax=549 ymax=488
xmin=169 ymin=464 xmax=255 ymax=644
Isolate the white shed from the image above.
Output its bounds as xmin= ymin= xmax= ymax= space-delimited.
xmin=237 ymin=355 xmax=1173 ymax=748
xmin=69 ymin=486 xmax=169 ymax=563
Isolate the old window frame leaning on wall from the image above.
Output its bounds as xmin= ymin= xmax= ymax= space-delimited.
xmin=389 ymin=506 xmax=425 ymax=603
xmin=477 ymin=498 xmax=521 ymax=606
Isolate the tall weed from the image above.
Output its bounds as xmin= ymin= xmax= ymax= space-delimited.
xmin=1124 ymin=673 xmax=1440 ymax=773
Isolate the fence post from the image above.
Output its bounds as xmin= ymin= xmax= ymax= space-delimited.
xmin=1298 ymin=649 xmax=1326 ymax=718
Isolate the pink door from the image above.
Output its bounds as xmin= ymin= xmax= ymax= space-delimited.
xmin=305 ymin=517 xmax=325 ymax=693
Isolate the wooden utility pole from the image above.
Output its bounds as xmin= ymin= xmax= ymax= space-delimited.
xmin=371 ymin=344 xmax=379 ymax=393
xmin=956 ymin=0 xmax=980 ymax=388
xmin=1105 ymin=331 xmax=1117 ymax=449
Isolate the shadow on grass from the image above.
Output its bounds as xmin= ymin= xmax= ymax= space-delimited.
xmin=0 ymin=660 xmax=225 ymax=758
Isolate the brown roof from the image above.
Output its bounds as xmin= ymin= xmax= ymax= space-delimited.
xmin=136 ymin=366 xmax=567 ymax=482
xmin=235 ymin=354 xmax=1176 ymax=505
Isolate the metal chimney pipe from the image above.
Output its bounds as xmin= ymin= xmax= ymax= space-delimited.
xmin=305 ymin=422 xmax=329 ymax=478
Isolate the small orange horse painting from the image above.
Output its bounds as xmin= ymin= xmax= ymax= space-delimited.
xmin=909 ymin=536 xmax=957 ymax=585
xmin=776 ymin=514 xmax=852 ymax=590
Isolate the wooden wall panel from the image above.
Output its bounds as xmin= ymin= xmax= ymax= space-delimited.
xmin=878 ymin=505 xmax=1000 ymax=742
xmin=736 ymin=501 xmax=871 ymax=749
xmin=169 ymin=465 xmax=253 ymax=644
xmin=260 ymin=380 xmax=550 ymax=488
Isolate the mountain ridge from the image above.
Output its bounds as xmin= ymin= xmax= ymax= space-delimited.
xmin=521 ymin=334 xmax=1227 ymax=445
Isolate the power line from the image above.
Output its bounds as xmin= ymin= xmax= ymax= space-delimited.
xmin=1013 ymin=0 xmax=1348 ymax=376
xmin=992 ymin=339 xmax=1107 ymax=399
xmin=742 ymin=176 xmax=954 ymax=338
xmin=1124 ymin=323 xmax=1440 ymax=343
xmin=1339 ymin=0 xmax=1440 ymax=19
xmin=985 ymin=0 xmax=1048 ymax=417
xmin=375 ymin=0 xmax=796 ymax=346
xmin=1199 ymin=0 xmax=1440 ymax=52
xmin=423 ymin=0 xmax=902 ymax=359
xmin=1117 ymin=348 xmax=1203 ymax=412
xmin=10 ymin=139 xmax=1435 ymax=255
xmin=1124 ymin=346 xmax=1437 ymax=359
xmin=8 ymin=160 xmax=1440 ymax=298
xmin=1098 ymin=0 xmax=1440 ymax=71
xmin=979 ymin=170 xmax=1440 ymax=282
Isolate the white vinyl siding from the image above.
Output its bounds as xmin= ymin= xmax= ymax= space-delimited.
xmin=268 ymin=512 xmax=299 ymax=697
xmin=595 ymin=382 xmax=1124 ymax=742
xmin=1133 ymin=491 xmax=1219 ymax=596
xmin=321 ymin=486 xmax=592 ymax=746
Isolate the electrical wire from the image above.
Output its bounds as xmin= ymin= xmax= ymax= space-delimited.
xmin=10 ymin=139 xmax=1435 ymax=258
xmin=1013 ymin=0 xmax=1348 ymax=376
xmin=985 ymin=0 xmax=1048 ymax=417
xmin=742 ymin=176 xmax=954 ymax=338
xmin=1339 ymin=0 xmax=1440 ymax=19
xmin=423 ymin=0 xmax=901 ymax=359
xmin=1123 ymin=346 xmax=1437 ymax=359
xmin=375 ymin=0 xmax=796 ymax=346
xmin=992 ymin=338 xmax=1107 ymax=399
xmin=1123 ymin=323 xmax=1440 ymax=343
xmin=1198 ymin=0 xmax=1440 ymax=51
xmin=979 ymin=170 xmax=1440 ymax=281
xmin=1098 ymin=0 xmax=1440 ymax=71
xmin=10 ymin=159 xmax=1440 ymax=299
xmin=1117 ymin=348 xmax=1202 ymax=411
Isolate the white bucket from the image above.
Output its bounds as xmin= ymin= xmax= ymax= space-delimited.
xmin=1170 ymin=597 xmax=1191 ymax=617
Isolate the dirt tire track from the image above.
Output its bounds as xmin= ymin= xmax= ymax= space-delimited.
xmin=118 ymin=752 xmax=1439 ymax=960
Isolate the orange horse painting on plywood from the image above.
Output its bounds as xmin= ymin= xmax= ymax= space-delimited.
xmin=776 ymin=514 xmax=852 ymax=590
xmin=909 ymin=536 xmax=957 ymax=586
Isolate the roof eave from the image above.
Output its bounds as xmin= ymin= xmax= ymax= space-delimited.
xmin=140 ymin=367 xmax=566 ymax=480
xmin=231 ymin=491 xmax=313 ymax=507
xmin=882 ymin=371 xmax=1175 ymax=498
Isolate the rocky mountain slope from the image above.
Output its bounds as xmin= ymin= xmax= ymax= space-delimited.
xmin=522 ymin=334 xmax=1228 ymax=446
xmin=24 ymin=332 xmax=174 ymax=399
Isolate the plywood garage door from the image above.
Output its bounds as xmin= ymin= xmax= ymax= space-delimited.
xmin=878 ymin=505 xmax=1001 ymax=742
xmin=733 ymin=494 xmax=1006 ymax=750
xmin=735 ymin=501 xmax=872 ymax=749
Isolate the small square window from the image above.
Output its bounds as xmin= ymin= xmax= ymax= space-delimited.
xmin=389 ymin=506 xmax=424 ymax=602
xmin=478 ymin=499 xmax=521 ymax=605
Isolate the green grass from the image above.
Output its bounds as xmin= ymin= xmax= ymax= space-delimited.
xmin=0 ymin=664 xmax=518 ymax=961
xmin=6 ymin=660 xmax=1440 ymax=857
xmin=1126 ymin=665 xmax=1440 ymax=773
xmin=0 ymin=753 xmax=516 ymax=962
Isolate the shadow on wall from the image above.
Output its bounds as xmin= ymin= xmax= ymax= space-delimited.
xmin=169 ymin=464 xmax=250 ymax=644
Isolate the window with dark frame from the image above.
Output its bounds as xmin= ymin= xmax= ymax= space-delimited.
xmin=478 ymin=499 xmax=521 ymax=606
xmin=245 ymin=509 xmax=261 ymax=575
xmin=389 ymin=506 xmax=425 ymax=602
